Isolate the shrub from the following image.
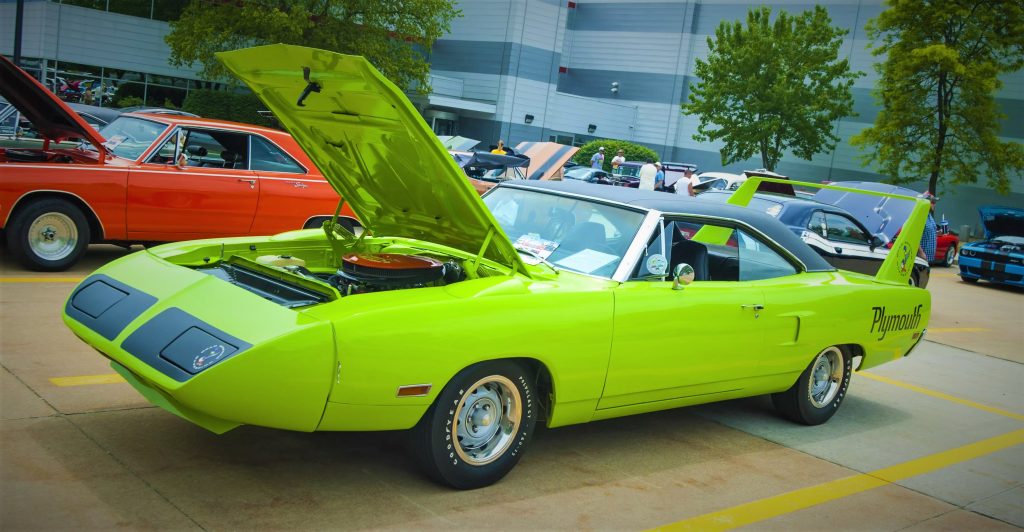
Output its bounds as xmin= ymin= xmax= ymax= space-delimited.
xmin=115 ymin=96 xmax=144 ymax=108
xmin=181 ymin=89 xmax=274 ymax=127
xmin=575 ymin=139 xmax=659 ymax=172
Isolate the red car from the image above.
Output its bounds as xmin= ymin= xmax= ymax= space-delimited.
xmin=1 ymin=57 xmax=354 ymax=271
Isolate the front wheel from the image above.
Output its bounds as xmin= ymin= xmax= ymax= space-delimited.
xmin=6 ymin=198 xmax=90 ymax=271
xmin=411 ymin=361 xmax=537 ymax=489
xmin=961 ymin=276 xmax=978 ymax=283
xmin=772 ymin=346 xmax=852 ymax=426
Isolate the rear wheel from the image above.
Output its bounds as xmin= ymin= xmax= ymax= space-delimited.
xmin=772 ymin=346 xmax=852 ymax=426
xmin=411 ymin=361 xmax=537 ymax=489
xmin=942 ymin=247 xmax=956 ymax=267
xmin=6 ymin=198 xmax=90 ymax=271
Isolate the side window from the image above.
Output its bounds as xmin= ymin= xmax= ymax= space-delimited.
xmin=824 ymin=213 xmax=870 ymax=245
xmin=631 ymin=220 xmax=796 ymax=282
xmin=736 ymin=230 xmax=798 ymax=280
xmin=181 ymin=129 xmax=248 ymax=169
xmin=807 ymin=210 xmax=827 ymax=238
xmin=250 ymin=135 xmax=305 ymax=174
xmin=632 ymin=219 xmax=740 ymax=282
xmin=147 ymin=130 xmax=181 ymax=165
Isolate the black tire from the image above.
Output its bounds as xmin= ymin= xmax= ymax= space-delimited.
xmin=942 ymin=246 xmax=956 ymax=267
xmin=410 ymin=360 xmax=537 ymax=489
xmin=6 ymin=198 xmax=90 ymax=272
xmin=961 ymin=276 xmax=978 ymax=283
xmin=772 ymin=346 xmax=852 ymax=426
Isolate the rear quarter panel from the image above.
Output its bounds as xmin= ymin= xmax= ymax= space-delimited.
xmin=758 ymin=270 xmax=930 ymax=378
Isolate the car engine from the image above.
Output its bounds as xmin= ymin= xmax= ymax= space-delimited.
xmin=326 ymin=253 xmax=465 ymax=296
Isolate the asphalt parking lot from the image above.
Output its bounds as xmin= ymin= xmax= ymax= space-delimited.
xmin=2 ymin=244 xmax=1021 ymax=530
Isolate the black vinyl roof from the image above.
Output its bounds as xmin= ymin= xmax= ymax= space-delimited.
xmin=498 ymin=180 xmax=835 ymax=272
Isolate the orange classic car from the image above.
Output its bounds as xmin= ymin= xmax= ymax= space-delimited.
xmin=1 ymin=56 xmax=353 ymax=271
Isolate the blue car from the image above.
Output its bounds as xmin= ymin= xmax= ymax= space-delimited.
xmin=958 ymin=206 xmax=1024 ymax=288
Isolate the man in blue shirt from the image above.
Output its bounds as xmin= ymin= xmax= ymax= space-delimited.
xmin=654 ymin=162 xmax=665 ymax=191
xmin=919 ymin=192 xmax=938 ymax=261
xmin=591 ymin=147 xmax=605 ymax=169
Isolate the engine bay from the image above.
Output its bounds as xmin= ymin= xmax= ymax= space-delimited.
xmin=0 ymin=146 xmax=95 ymax=164
xmin=189 ymin=239 xmax=477 ymax=308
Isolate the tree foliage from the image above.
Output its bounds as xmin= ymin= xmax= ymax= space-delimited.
xmin=576 ymin=139 xmax=659 ymax=172
xmin=851 ymin=0 xmax=1024 ymax=195
xmin=165 ymin=0 xmax=461 ymax=93
xmin=682 ymin=6 xmax=861 ymax=171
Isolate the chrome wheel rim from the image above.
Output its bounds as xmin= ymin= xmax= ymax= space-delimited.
xmin=27 ymin=212 xmax=77 ymax=261
xmin=453 ymin=375 xmax=521 ymax=466
xmin=807 ymin=347 xmax=844 ymax=408
xmin=945 ymin=248 xmax=955 ymax=266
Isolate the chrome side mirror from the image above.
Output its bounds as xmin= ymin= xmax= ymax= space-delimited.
xmin=672 ymin=263 xmax=695 ymax=290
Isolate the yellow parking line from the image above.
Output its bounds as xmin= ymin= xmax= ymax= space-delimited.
xmin=655 ymin=429 xmax=1024 ymax=531
xmin=0 ymin=277 xmax=84 ymax=283
xmin=859 ymin=372 xmax=1024 ymax=422
xmin=49 ymin=373 xmax=126 ymax=386
xmin=926 ymin=327 xmax=990 ymax=333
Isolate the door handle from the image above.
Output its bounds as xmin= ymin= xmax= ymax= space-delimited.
xmin=740 ymin=304 xmax=764 ymax=318
xmin=238 ymin=178 xmax=256 ymax=189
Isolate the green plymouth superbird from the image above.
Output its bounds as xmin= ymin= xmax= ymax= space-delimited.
xmin=63 ymin=45 xmax=931 ymax=489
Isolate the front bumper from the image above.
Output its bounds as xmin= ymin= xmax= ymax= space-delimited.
xmin=63 ymin=250 xmax=337 ymax=433
xmin=958 ymin=256 xmax=1024 ymax=287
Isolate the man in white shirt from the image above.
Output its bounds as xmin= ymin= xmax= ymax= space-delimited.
xmin=675 ymin=168 xmax=700 ymax=196
xmin=610 ymin=149 xmax=626 ymax=171
xmin=637 ymin=159 xmax=658 ymax=191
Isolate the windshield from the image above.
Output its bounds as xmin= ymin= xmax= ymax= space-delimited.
xmin=564 ymin=167 xmax=593 ymax=180
xmin=483 ymin=187 xmax=646 ymax=277
xmin=614 ymin=165 xmax=642 ymax=178
xmin=90 ymin=116 xmax=167 ymax=160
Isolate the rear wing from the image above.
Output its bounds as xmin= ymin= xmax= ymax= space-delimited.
xmin=703 ymin=177 xmax=930 ymax=285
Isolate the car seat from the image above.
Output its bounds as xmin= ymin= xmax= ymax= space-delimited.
xmin=671 ymin=237 xmax=709 ymax=281
xmin=220 ymin=150 xmax=240 ymax=169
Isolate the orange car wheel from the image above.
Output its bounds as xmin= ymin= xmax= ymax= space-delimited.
xmin=6 ymin=198 xmax=90 ymax=272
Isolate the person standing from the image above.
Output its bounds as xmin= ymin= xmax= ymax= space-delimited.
xmin=591 ymin=147 xmax=605 ymax=169
xmin=637 ymin=159 xmax=658 ymax=191
xmin=654 ymin=162 xmax=665 ymax=191
xmin=610 ymin=149 xmax=626 ymax=171
xmin=919 ymin=191 xmax=939 ymax=261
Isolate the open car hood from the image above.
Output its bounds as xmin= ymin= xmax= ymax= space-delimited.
xmin=217 ymin=45 xmax=524 ymax=273
xmin=978 ymin=206 xmax=1024 ymax=239
xmin=514 ymin=141 xmax=579 ymax=180
xmin=0 ymin=56 xmax=106 ymax=152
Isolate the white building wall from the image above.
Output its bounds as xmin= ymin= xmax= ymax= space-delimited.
xmin=0 ymin=2 xmax=200 ymax=79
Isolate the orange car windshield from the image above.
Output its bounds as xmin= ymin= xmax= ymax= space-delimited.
xmin=87 ymin=117 xmax=168 ymax=161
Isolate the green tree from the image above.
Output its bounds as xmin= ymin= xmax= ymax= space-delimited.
xmin=682 ymin=6 xmax=861 ymax=171
xmin=851 ymin=1 xmax=1024 ymax=195
xmin=165 ymin=0 xmax=461 ymax=93
xmin=576 ymin=139 xmax=658 ymax=172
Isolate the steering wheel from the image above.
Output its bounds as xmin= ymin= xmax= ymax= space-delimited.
xmin=542 ymin=208 xmax=575 ymax=240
